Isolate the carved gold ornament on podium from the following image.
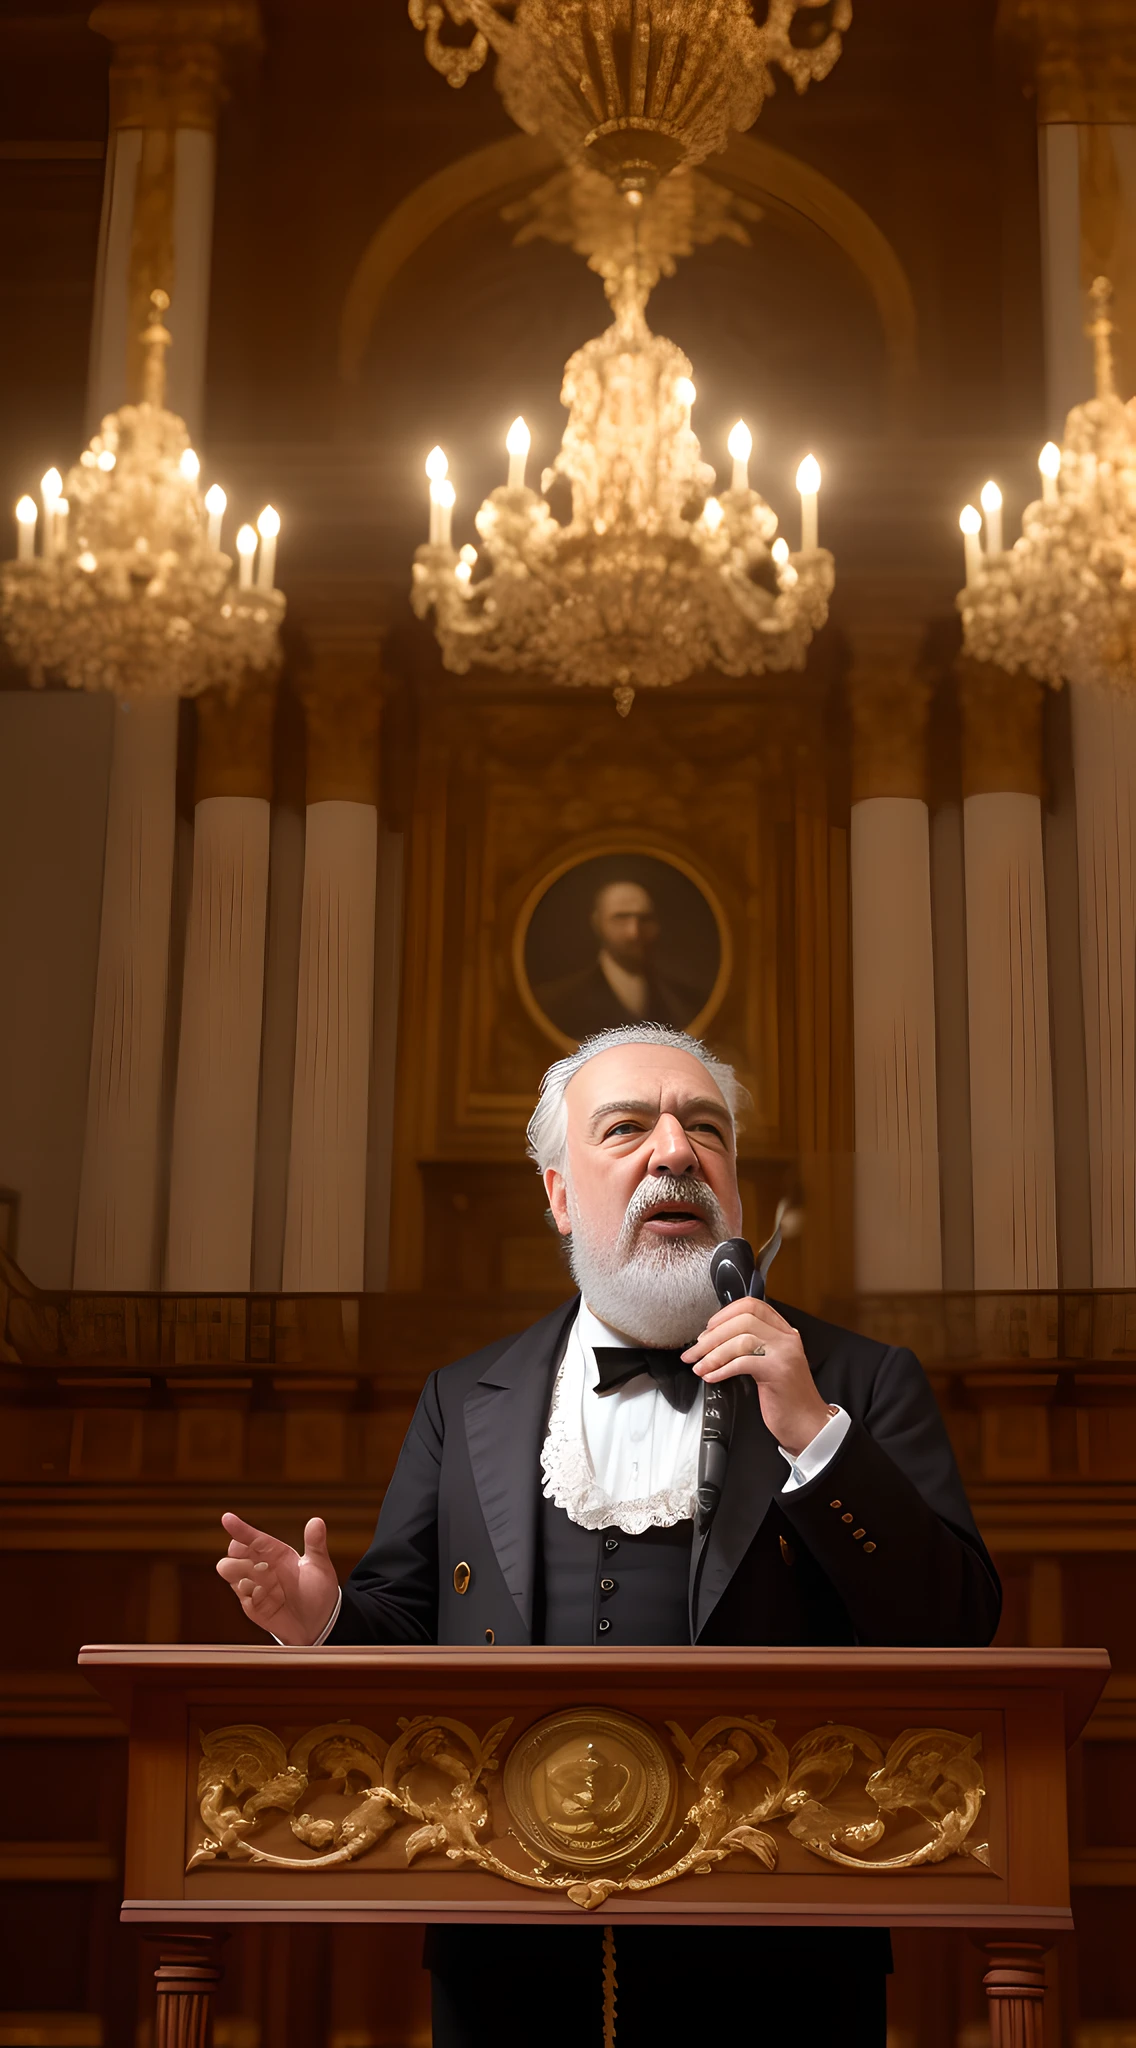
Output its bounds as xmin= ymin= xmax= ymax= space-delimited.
xmin=409 ymin=0 xmax=851 ymax=195
xmin=957 ymin=277 xmax=1136 ymax=694
xmin=188 ymin=1707 xmax=993 ymax=1911
xmin=0 ymin=292 xmax=284 ymax=699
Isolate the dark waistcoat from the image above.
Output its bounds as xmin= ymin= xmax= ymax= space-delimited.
xmin=536 ymin=1488 xmax=693 ymax=1646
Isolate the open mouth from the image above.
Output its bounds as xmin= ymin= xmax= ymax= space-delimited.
xmin=638 ymin=1202 xmax=710 ymax=1238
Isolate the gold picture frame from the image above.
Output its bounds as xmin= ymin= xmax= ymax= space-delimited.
xmin=513 ymin=841 xmax=734 ymax=1054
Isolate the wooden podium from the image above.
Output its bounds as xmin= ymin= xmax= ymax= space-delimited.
xmin=79 ymin=1643 xmax=1108 ymax=2047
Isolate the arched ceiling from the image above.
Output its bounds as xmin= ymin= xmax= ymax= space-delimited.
xmin=339 ymin=129 xmax=918 ymax=413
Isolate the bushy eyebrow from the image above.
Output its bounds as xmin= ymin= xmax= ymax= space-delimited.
xmin=586 ymin=1096 xmax=730 ymax=1134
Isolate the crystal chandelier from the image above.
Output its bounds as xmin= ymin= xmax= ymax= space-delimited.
xmin=957 ymin=278 xmax=1136 ymax=694
xmin=409 ymin=0 xmax=851 ymax=194
xmin=1 ymin=291 xmax=284 ymax=699
xmin=411 ymin=256 xmax=833 ymax=716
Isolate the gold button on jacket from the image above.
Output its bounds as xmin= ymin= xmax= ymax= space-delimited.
xmin=453 ymin=1561 xmax=471 ymax=1595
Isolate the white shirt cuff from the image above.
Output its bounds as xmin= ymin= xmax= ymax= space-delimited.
xmin=272 ymin=1586 xmax=341 ymax=1647
xmin=778 ymin=1406 xmax=850 ymax=1493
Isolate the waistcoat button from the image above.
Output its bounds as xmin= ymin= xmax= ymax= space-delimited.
xmin=600 ymin=1576 xmax=615 ymax=1592
xmin=453 ymin=1561 xmax=471 ymax=1595
xmin=597 ymin=1617 xmax=611 ymax=1633
xmin=604 ymin=1537 xmax=619 ymax=1552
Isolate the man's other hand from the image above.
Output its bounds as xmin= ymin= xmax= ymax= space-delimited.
xmin=216 ymin=1512 xmax=339 ymax=1645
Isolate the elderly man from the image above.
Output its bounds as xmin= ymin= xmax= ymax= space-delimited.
xmin=218 ymin=1023 xmax=999 ymax=2048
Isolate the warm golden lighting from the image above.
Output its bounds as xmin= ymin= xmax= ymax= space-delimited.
xmin=959 ymin=504 xmax=983 ymax=589
xmin=235 ymin=523 xmax=257 ymax=590
xmin=41 ymin=468 xmax=62 ymax=510
xmin=771 ymin=536 xmax=789 ymax=566
xmin=425 ymin=445 xmax=449 ymax=482
xmin=728 ymin=419 xmax=752 ymax=492
xmin=795 ymin=454 xmax=820 ymax=551
xmin=506 ymin=416 xmax=531 ymax=491
xmin=728 ymin=421 xmax=752 ymax=462
xmin=204 ymin=484 xmax=227 ymax=515
xmin=97 ymin=450 xmax=116 ymax=473
xmin=1038 ymin=442 xmax=1061 ymax=480
xmin=980 ymin=479 xmax=1003 ymax=555
xmin=15 ymin=495 xmax=36 ymax=563
xmin=180 ymin=449 xmax=201 ymax=483
xmin=676 ymin=377 xmax=696 ymax=408
xmin=255 ymin=506 xmax=280 ymax=591
xmin=702 ymin=496 xmax=724 ymax=532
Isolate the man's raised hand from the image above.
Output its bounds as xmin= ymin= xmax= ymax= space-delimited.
xmin=216 ymin=1512 xmax=339 ymax=1645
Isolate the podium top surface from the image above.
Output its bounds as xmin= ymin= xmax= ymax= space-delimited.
xmin=78 ymin=1642 xmax=1110 ymax=1745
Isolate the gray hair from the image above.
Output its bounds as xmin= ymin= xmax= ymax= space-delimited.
xmin=526 ymin=1023 xmax=748 ymax=1176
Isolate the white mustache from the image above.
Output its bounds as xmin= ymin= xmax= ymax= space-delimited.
xmin=615 ymin=1174 xmax=727 ymax=1258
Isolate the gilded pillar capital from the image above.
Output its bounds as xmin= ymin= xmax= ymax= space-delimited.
xmin=847 ymin=662 xmax=932 ymax=804
xmin=956 ymin=660 xmax=1045 ymax=800
xmin=298 ymin=633 xmax=383 ymax=807
xmin=1001 ymin=0 xmax=1136 ymax=123
xmin=89 ymin=3 xmax=261 ymax=131
xmin=194 ymin=674 xmax=277 ymax=803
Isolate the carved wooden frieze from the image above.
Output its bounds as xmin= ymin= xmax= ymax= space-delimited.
xmin=189 ymin=1705 xmax=993 ymax=1910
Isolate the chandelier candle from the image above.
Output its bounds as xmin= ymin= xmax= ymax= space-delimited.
xmin=728 ymin=420 xmax=752 ymax=493
xmin=256 ymin=506 xmax=280 ymax=591
xmin=796 ymin=454 xmax=820 ymax=551
xmin=235 ymin=524 xmax=257 ymax=590
xmin=959 ymin=504 xmax=983 ymax=587
xmin=15 ymin=497 xmax=36 ymax=562
xmin=425 ymin=446 xmax=449 ymax=545
xmin=40 ymin=469 xmax=61 ymax=556
xmin=506 ymin=416 xmax=531 ymax=491
xmin=1039 ymin=442 xmax=1061 ymax=505
xmin=980 ymin=480 xmax=1003 ymax=557
xmin=204 ymin=484 xmax=226 ymax=551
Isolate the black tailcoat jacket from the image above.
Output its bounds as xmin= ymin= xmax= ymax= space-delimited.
xmin=329 ymin=1297 xmax=1000 ymax=1651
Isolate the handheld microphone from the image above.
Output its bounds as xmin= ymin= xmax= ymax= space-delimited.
xmin=696 ymin=1205 xmax=788 ymax=1531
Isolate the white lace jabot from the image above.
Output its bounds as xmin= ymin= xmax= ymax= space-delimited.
xmin=540 ymin=1300 xmax=703 ymax=1535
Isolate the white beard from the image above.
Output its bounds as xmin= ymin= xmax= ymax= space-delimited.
xmin=565 ymin=1172 xmax=729 ymax=1347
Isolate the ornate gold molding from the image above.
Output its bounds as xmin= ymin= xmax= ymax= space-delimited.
xmin=90 ymin=5 xmax=261 ymax=131
xmin=848 ymin=665 xmax=933 ymax=804
xmin=188 ymin=1707 xmax=992 ymax=1910
xmin=957 ymin=660 xmax=1045 ymax=800
xmin=1002 ymin=0 xmax=1136 ymax=124
xmin=298 ymin=637 xmax=383 ymax=807
xmin=194 ymin=674 xmax=277 ymax=803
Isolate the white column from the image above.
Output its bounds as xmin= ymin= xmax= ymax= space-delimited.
xmin=282 ymin=803 xmax=379 ymax=1290
xmin=964 ymin=795 xmax=1057 ymax=1287
xmin=165 ymin=797 xmax=271 ymax=1290
xmin=958 ymin=665 xmax=1058 ymax=1290
xmin=851 ymin=798 xmax=942 ymax=1291
xmin=281 ymin=639 xmax=383 ymax=1292
xmin=1022 ymin=8 xmax=1136 ymax=1286
xmin=1069 ymin=682 xmax=1136 ymax=1286
xmin=73 ymin=699 xmax=179 ymax=1288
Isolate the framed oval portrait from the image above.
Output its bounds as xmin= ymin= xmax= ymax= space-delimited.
xmin=515 ymin=847 xmax=731 ymax=1052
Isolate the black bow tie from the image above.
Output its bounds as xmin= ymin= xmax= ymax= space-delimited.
xmin=592 ymin=1346 xmax=700 ymax=1413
